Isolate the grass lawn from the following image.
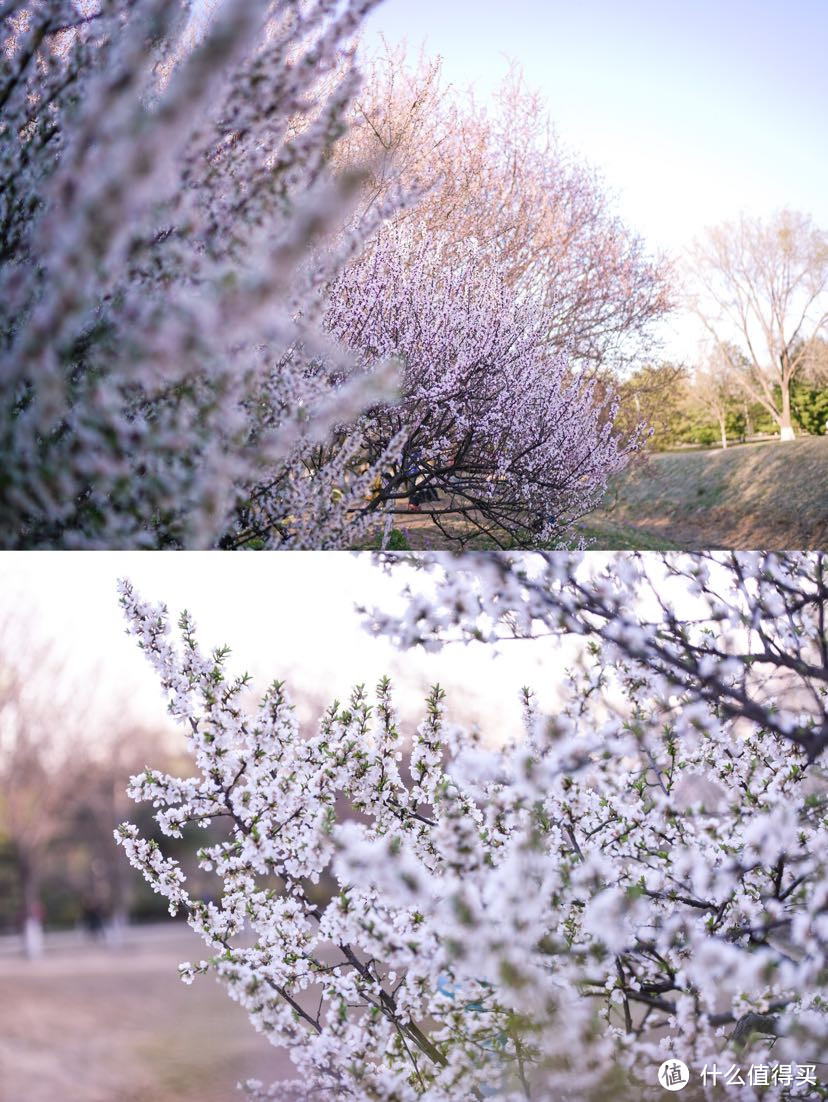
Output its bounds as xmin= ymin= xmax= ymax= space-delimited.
xmin=573 ymin=518 xmax=682 ymax=551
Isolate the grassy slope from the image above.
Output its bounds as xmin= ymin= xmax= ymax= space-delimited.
xmin=585 ymin=436 xmax=828 ymax=550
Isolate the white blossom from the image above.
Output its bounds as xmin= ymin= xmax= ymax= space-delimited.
xmin=117 ymin=563 xmax=828 ymax=1100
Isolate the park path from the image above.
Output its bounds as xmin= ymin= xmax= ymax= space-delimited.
xmin=0 ymin=924 xmax=293 ymax=1102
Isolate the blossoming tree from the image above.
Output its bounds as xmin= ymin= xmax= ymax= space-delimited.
xmin=116 ymin=554 xmax=826 ymax=1100
xmin=337 ymin=50 xmax=673 ymax=375
xmin=0 ymin=0 xmax=396 ymax=549
xmin=323 ymin=230 xmax=642 ymax=549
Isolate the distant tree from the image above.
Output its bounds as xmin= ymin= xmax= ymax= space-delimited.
xmin=0 ymin=622 xmax=87 ymax=955
xmin=689 ymin=210 xmax=828 ymax=442
xmin=0 ymin=606 xmax=162 ymax=953
xmin=689 ymin=345 xmax=742 ymax=449
xmin=616 ymin=363 xmax=688 ymax=450
xmin=806 ymin=336 xmax=828 ymax=382
xmin=68 ymin=718 xmax=168 ymax=937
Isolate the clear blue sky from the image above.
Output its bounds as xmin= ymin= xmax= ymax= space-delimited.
xmin=363 ymin=0 xmax=828 ymax=257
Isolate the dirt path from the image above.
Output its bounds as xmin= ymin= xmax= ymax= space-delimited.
xmin=0 ymin=927 xmax=293 ymax=1102
xmin=363 ymin=506 xmax=681 ymax=551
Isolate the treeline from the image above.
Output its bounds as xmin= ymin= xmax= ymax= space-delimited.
xmin=618 ymin=357 xmax=828 ymax=451
xmin=0 ymin=761 xmax=178 ymax=938
xmin=0 ymin=606 xmax=185 ymax=950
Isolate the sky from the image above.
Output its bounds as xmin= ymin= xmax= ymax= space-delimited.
xmin=363 ymin=0 xmax=828 ymax=255
xmin=0 ymin=553 xmax=561 ymax=745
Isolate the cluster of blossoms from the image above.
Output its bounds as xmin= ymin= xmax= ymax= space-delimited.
xmin=1 ymin=0 xmax=397 ymax=548
xmin=117 ymin=556 xmax=827 ymax=1100
xmin=325 ymin=230 xmax=642 ymax=548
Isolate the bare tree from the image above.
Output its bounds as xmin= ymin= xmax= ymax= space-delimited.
xmin=689 ymin=210 xmax=828 ymax=441
xmin=803 ymin=334 xmax=828 ymax=385
xmin=691 ymin=344 xmax=739 ymax=449
xmin=0 ymin=627 xmax=83 ymax=956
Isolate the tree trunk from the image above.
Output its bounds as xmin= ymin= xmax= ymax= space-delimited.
xmin=107 ymin=906 xmax=128 ymax=947
xmin=19 ymin=854 xmax=44 ymax=959
xmin=780 ymin=382 xmax=795 ymax=441
xmin=380 ymin=509 xmax=394 ymax=550
xmin=107 ymin=776 xmax=131 ymax=946
xmin=719 ymin=416 xmax=728 ymax=449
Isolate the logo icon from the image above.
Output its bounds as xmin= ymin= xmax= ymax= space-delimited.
xmin=658 ymin=1059 xmax=690 ymax=1091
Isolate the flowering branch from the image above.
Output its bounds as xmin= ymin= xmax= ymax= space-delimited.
xmin=117 ymin=570 xmax=827 ymax=1099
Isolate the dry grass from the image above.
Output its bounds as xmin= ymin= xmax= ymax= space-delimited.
xmin=589 ymin=436 xmax=828 ymax=549
xmin=0 ymin=926 xmax=292 ymax=1102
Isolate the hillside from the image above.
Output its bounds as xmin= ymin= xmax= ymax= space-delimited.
xmin=584 ymin=436 xmax=828 ymax=550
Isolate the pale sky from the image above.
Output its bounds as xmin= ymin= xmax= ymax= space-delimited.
xmin=0 ymin=553 xmax=559 ymax=746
